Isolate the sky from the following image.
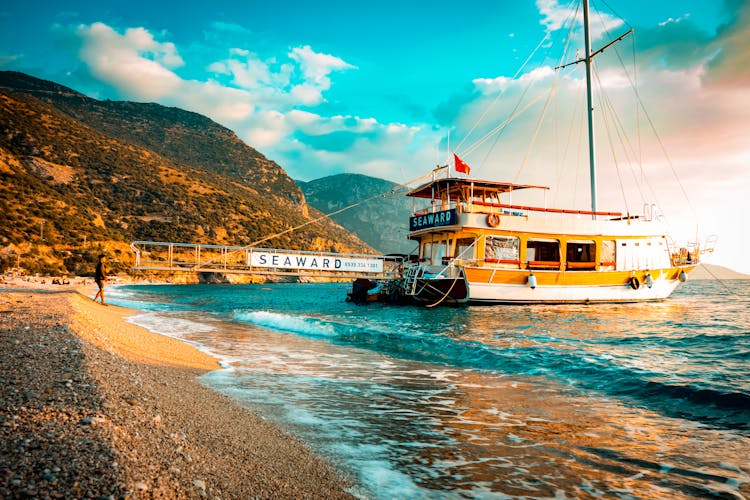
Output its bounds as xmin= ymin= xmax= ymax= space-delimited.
xmin=1 ymin=0 xmax=748 ymax=273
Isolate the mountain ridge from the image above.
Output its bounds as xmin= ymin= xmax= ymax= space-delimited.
xmin=0 ymin=71 xmax=300 ymax=203
xmin=297 ymin=173 xmax=416 ymax=255
xmin=0 ymin=71 xmax=371 ymax=276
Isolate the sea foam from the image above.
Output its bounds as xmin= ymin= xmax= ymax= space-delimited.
xmin=126 ymin=312 xmax=215 ymax=337
xmin=234 ymin=310 xmax=336 ymax=338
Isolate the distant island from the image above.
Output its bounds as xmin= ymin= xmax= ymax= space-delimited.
xmin=689 ymin=263 xmax=750 ymax=280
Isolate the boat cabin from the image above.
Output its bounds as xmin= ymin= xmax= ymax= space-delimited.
xmin=407 ymin=176 xmax=688 ymax=273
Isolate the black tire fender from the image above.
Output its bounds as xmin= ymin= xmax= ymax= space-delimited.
xmin=629 ymin=276 xmax=640 ymax=290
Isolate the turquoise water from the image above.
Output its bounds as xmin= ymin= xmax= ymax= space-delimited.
xmin=109 ymin=280 xmax=750 ymax=498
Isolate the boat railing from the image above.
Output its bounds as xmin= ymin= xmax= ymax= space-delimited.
xmin=702 ymin=235 xmax=718 ymax=255
xmin=665 ymin=237 xmax=701 ymax=266
xmin=413 ymin=201 xmax=624 ymax=219
xmin=470 ymin=200 xmax=623 ymax=218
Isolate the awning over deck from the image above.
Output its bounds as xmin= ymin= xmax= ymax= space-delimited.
xmin=406 ymin=177 xmax=550 ymax=199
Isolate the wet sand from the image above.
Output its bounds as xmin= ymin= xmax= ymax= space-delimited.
xmin=0 ymin=289 xmax=353 ymax=498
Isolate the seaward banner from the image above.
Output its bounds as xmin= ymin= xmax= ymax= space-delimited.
xmin=248 ymin=251 xmax=384 ymax=273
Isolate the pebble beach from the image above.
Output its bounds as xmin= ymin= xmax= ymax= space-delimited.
xmin=0 ymin=288 xmax=353 ymax=499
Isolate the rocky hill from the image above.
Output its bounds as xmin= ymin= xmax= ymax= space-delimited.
xmin=297 ymin=173 xmax=417 ymax=255
xmin=0 ymin=71 xmax=370 ymax=276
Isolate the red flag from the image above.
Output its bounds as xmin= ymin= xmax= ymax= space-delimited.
xmin=454 ymin=154 xmax=471 ymax=175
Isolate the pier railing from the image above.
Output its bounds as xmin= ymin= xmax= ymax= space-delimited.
xmin=130 ymin=241 xmax=405 ymax=279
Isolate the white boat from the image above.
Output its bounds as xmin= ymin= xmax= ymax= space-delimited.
xmin=400 ymin=176 xmax=697 ymax=305
xmin=366 ymin=0 xmax=711 ymax=306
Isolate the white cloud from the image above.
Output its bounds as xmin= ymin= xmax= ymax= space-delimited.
xmin=226 ymin=55 xmax=274 ymax=88
xmin=77 ymin=22 xmax=184 ymax=101
xmin=179 ymin=80 xmax=255 ymax=122
xmin=239 ymin=109 xmax=437 ymax=181
xmin=241 ymin=110 xmax=289 ymax=148
xmin=203 ymin=43 xmax=352 ymax=109
xmin=289 ymin=45 xmax=355 ymax=81
xmin=72 ymin=22 xmax=431 ymax=184
xmin=536 ymin=0 xmax=576 ymax=33
xmin=536 ymin=0 xmax=625 ymax=41
xmin=287 ymin=45 xmax=356 ymax=106
xmin=658 ymin=13 xmax=690 ymax=27
xmin=473 ymin=66 xmax=555 ymax=94
xmin=74 ymin=22 xmax=361 ymax=126
xmin=290 ymin=84 xmax=324 ymax=106
xmin=208 ymin=48 xmax=293 ymax=93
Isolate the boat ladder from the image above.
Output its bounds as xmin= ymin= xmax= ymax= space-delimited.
xmin=403 ymin=265 xmax=424 ymax=296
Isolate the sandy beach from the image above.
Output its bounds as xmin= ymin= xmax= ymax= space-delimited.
xmin=0 ymin=288 xmax=353 ymax=499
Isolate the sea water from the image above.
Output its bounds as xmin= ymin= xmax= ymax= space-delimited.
xmin=108 ymin=280 xmax=750 ymax=499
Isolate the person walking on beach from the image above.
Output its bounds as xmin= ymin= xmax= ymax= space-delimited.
xmin=93 ymin=254 xmax=108 ymax=305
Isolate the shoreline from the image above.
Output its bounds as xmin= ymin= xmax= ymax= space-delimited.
xmin=0 ymin=289 xmax=354 ymax=498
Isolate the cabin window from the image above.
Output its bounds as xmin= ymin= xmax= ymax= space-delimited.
xmin=566 ymin=240 xmax=596 ymax=270
xmin=434 ymin=242 xmax=446 ymax=263
xmin=455 ymin=238 xmax=477 ymax=260
xmin=566 ymin=240 xmax=595 ymax=262
xmin=485 ymin=236 xmax=520 ymax=263
xmin=526 ymin=238 xmax=560 ymax=269
xmin=422 ymin=239 xmax=447 ymax=265
xmin=422 ymin=242 xmax=431 ymax=263
xmin=601 ymin=240 xmax=616 ymax=267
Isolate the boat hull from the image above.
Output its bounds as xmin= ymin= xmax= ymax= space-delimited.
xmin=463 ymin=266 xmax=694 ymax=304
xmin=411 ymin=275 xmax=469 ymax=306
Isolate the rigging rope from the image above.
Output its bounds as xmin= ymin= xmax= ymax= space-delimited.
xmin=512 ymin=12 xmax=578 ymax=184
xmin=424 ymin=274 xmax=463 ymax=308
xmin=594 ymin=71 xmax=630 ymax=215
xmin=592 ymin=9 xmax=697 ymax=219
xmin=455 ymin=1 xmax=580 ymax=164
xmin=697 ymin=263 xmax=744 ymax=300
xmin=512 ymin=80 xmax=560 ymax=184
xmin=248 ymin=168 xmax=443 ymax=248
xmin=185 ymin=168 xmax=445 ymax=270
xmin=638 ymin=99 xmax=699 ymax=219
xmin=593 ymin=10 xmax=649 ymax=210
xmin=609 ymin=94 xmax=649 ymax=205
xmin=453 ymin=33 xmax=551 ymax=155
xmin=595 ymin=72 xmax=650 ymax=208
xmin=458 ymin=91 xmax=549 ymax=159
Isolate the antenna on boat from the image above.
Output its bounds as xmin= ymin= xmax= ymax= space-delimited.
xmin=556 ymin=0 xmax=633 ymax=219
xmin=447 ymin=130 xmax=451 ymax=179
